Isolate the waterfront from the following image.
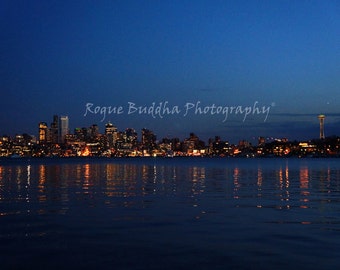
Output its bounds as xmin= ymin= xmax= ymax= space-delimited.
xmin=1 ymin=157 xmax=340 ymax=269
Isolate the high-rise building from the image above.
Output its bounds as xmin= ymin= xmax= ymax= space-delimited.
xmin=39 ymin=122 xmax=49 ymax=143
xmin=318 ymin=114 xmax=325 ymax=139
xmin=125 ymin=128 xmax=138 ymax=145
xmin=74 ymin=127 xmax=85 ymax=141
xmin=59 ymin=115 xmax=69 ymax=143
xmin=50 ymin=115 xmax=59 ymax=144
xmin=105 ymin=122 xmax=118 ymax=148
xmin=142 ymin=128 xmax=156 ymax=151
xmin=89 ymin=124 xmax=99 ymax=140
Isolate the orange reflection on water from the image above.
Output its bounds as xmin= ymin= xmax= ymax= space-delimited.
xmin=299 ymin=166 xmax=310 ymax=209
xmin=27 ymin=165 xmax=31 ymax=186
xmin=122 ymin=164 xmax=137 ymax=197
xmin=278 ymin=163 xmax=290 ymax=189
xmin=257 ymin=167 xmax=262 ymax=187
xmin=105 ymin=163 xmax=115 ymax=181
xmin=82 ymin=164 xmax=92 ymax=194
xmin=285 ymin=163 xmax=289 ymax=188
xmin=25 ymin=165 xmax=31 ymax=204
xmin=39 ymin=165 xmax=46 ymax=185
xmin=279 ymin=166 xmax=283 ymax=186
xmin=75 ymin=164 xmax=82 ymax=182
xmin=84 ymin=164 xmax=90 ymax=180
xmin=256 ymin=166 xmax=263 ymax=208
xmin=190 ymin=166 xmax=205 ymax=195
xmin=104 ymin=164 xmax=138 ymax=198
xmin=276 ymin=163 xmax=290 ymax=209
xmin=301 ymin=221 xmax=311 ymax=225
xmin=16 ymin=166 xmax=23 ymax=189
xmin=105 ymin=163 xmax=120 ymax=197
xmin=233 ymin=167 xmax=240 ymax=199
xmin=300 ymin=167 xmax=309 ymax=189
xmin=38 ymin=165 xmax=46 ymax=202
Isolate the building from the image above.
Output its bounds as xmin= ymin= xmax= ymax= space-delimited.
xmin=39 ymin=122 xmax=49 ymax=143
xmin=125 ymin=128 xmax=138 ymax=146
xmin=49 ymin=115 xmax=59 ymax=144
xmin=318 ymin=114 xmax=325 ymax=139
xmin=89 ymin=124 xmax=99 ymax=140
xmin=59 ymin=115 xmax=69 ymax=143
xmin=39 ymin=115 xmax=69 ymax=144
xmin=105 ymin=122 xmax=118 ymax=148
xmin=141 ymin=128 xmax=157 ymax=153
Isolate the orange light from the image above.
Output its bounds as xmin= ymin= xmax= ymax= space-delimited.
xmin=81 ymin=147 xmax=90 ymax=156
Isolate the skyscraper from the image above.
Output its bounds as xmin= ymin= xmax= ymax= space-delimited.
xmin=318 ymin=114 xmax=325 ymax=139
xmin=105 ymin=122 xmax=118 ymax=148
xmin=50 ymin=115 xmax=59 ymax=144
xmin=141 ymin=128 xmax=156 ymax=152
xmin=39 ymin=122 xmax=48 ymax=143
xmin=59 ymin=115 xmax=69 ymax=143
xmin=125 ymin=128 xmax=138 ymax=146
xmin=89 ymin=124 xmax=99 ymax=140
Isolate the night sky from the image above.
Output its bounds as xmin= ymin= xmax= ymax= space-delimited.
xmin=1 ymin=0 xmax=339 ymax=143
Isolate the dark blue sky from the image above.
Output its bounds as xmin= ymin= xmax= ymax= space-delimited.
xmin=1 ymin=0 xmax=339 ymax=143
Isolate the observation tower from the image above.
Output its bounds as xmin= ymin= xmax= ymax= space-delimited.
xmin=318 ymin=114 xmax=325 ymax=139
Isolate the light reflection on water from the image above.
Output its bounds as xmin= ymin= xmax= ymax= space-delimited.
xmin=1 ymin=158 xmax=340 ymax=269
xmin=0 ymin=158 xmax=339 ymax=214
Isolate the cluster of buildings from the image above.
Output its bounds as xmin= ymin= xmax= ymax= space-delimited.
xmin=1 ymin=114 xmax=339 ymax=158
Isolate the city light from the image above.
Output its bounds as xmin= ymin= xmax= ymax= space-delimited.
xmin=0 ymin=114 xmax=339 ymax=158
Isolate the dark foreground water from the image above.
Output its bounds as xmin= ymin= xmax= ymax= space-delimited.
xmin=1 ymin=157 xmax=340 ymax=269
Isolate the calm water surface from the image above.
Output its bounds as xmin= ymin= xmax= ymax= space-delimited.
xmin=1 ymin=157 xmax=340 ymax=269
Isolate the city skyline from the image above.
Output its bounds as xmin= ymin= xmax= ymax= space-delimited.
xmin=2 ymin=112 xmax=340 ymax=158
xmin=0 ymin=106 xmax=339 ymax=144
xmin=1 ymin=112 xmax=336 ymax=145
xmin=1 ymin=1 xmax=339 ymax=141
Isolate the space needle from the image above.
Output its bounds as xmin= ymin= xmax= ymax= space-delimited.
xmin=318 ymin=114 xmax=325 ymax=139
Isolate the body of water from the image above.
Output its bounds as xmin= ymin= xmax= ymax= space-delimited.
xmin=1 ymin=157 xmax=340 ymax=269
